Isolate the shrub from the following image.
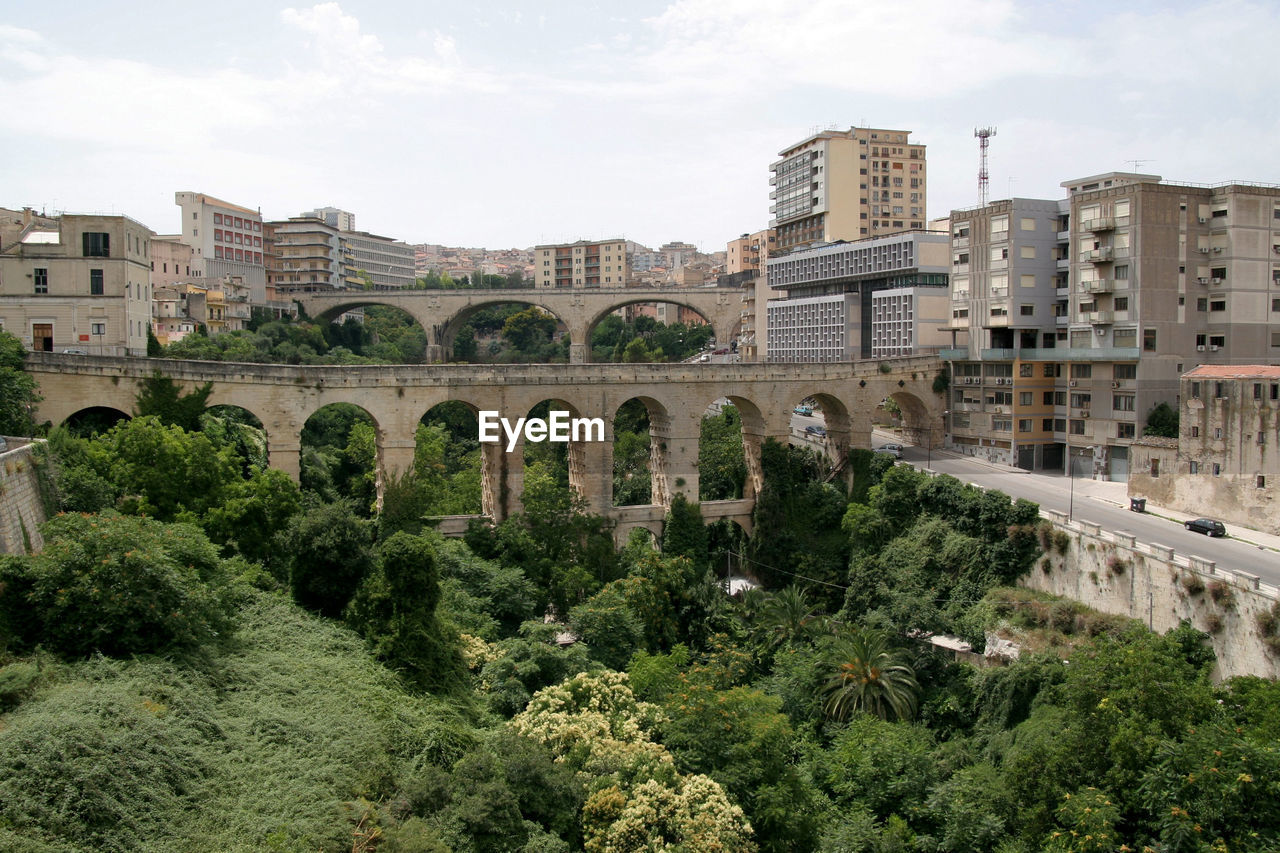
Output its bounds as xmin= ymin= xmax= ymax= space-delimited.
xmin=0 ymin=513 xmax=236 ymax=658
xmin=1208 ymin=579 xmax=1236 ymax=609
xmin=1051 ymin=529 xmax=1071 ymax=555
xmin=1204 ymin=613 xmax=1224 ymax=634
xmin=1105 ymin=554 xmax=1129 ymax=576
xmin=1181 ymin=573 xmax=1206 ymax=596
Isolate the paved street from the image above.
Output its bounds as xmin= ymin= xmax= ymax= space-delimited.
xmin=874 ymin=431 xmax=1280 ymax=588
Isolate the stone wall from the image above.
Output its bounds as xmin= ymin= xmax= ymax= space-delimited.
xmin=0 ymin=440 xmax=49 ymax=555
xmin=1024 ymin=509 xmax=1280 ymax=680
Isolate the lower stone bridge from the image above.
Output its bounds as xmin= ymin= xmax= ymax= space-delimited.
xmin=25 ymin=353 xmax=946 ymax=540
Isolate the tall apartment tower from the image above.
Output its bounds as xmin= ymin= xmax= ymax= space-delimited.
xmin=770 ymin=127 xmax=926 ymax=252
xmin=174 ymin=192 xmax=267 ymax=306
xmin=944 ymin=173 xmax=1280 ymax=479
xmin=533 ymin=239 xmax=630 ymax=288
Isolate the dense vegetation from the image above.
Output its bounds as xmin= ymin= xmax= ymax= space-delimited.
xmin=1 ymin=362 xmax=1278 ymax=852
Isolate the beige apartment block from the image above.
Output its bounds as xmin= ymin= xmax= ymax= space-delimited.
xmin=266 ymin=217 xmax=344 ymax=294
xmin=726 ymin=229 xmax=775 ymax=275
xmin=770 ymin=127 xmax=926 ymax=252
xmin=1130 ymin=366 xmax=1280 ymax=534
xmin=175 ymin=192 xmax=267 ymax=306
xmin=534 ymin=239 xmax=630 ymax=288
xmin=0 ymin=213 xmax=155 ymax=355
xmin=870 ymin=287 xmax=950 ymax=358
xmin=150 ymin=237 xmax=196 ymax=290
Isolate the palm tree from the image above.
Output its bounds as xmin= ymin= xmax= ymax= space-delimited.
xmin=758 ymin=584 xmax=821 ymax=650
xmin=823 ymin=629 xmax=920 ymax=722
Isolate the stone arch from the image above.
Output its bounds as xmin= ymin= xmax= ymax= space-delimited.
xmin=519 ymin=397 xmax=607 ymax=514
xmin=584 ymin=297 xmax=722 ymax=363
xmin=62 ymin=406 xmax=131 ymax=436
xmin=887 ymin=389 xmax=940 ymax=448
xmin=612 ymin=395 xmax=671 ymax=508
xmin=715 ymin=394 xmax=768 ymax=499
xmin=299 ymin=401 xmax=381 ymax=509
xmin=437 ymin=299 xmax=572 ymax=363
xmin=203 ymin=403 xmax=269 ymax=475
xmin=410 ymin=400 xmax=483 ymax=517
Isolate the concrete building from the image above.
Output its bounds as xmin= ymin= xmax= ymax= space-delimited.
xmin=770 ymin=127 xmax=926 ymax=252
xmin=870 ymin=286 xmax=950 ymax=358
xmin=152 ymin=285 xmax=196 ymax=345
xmin=534 ymin=239 xmax=630 ymax=288
xmin=944 ymin=174 xmax=1280 ymax=478
xmin=941 ymin=197 xmax=1068 ymax=470
xmin=0 ymin=212 xmax=154 ymax=355
xmin=150 ymin=237 xmax=196 ymax=290
xmin=1130 ymin=366 xmax=1280 ymax=534
xmin=300 ymin=206 xmax=356 ymax=232
xmin=265 ymin=217 xmax=343 ymax=294
xmin=766 ymin=231 xmax=949 ymax=362
xmin=174 ymin=192 xmax=266 ymax=305
xmin=726 ymin=229 xmax=775 ymax=275
xmin=300 ymin=207 xmax=416 ymax=289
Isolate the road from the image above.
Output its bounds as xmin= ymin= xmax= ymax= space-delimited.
xmin=879 ymin=436 xmax=1280 ymax=588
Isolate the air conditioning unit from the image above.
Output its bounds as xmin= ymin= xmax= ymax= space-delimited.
xmin=1197 ymin=344 xmax=1206 ymax=351
xmin=1096 ymin=327 xmax=1107 ymax=336
xmin=1196 ymin=277 xmax=1209 ymax=284
xmin=1211 ymin=277 xmax=1223 ymax=284
xmin=1069 ymin=380 xmax=1078 ymax=387
xmin=1112 ymin=381 xmax=1121 ymax=388
xmin=1081 ymin=411 xmax=1091 ymax=418
xmin=1213 ymin=247 xmax=1223 ymax=253
xmin=1198 ymin=217 xmax=1207 ymax=224
xmin=1210 ymin=345 xmax=1220 ymax=351
xmin=1198 ymin=247 xmax=1210 ymax=254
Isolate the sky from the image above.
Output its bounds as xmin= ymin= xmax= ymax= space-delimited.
xmin=2 ymin=0 xmax=1278 ymax=251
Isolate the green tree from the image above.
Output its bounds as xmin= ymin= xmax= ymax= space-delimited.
xmin=134 ymin=372 xmax=214 ymax=432
xmin=284 ymin=499 xmax=375 ymax=617
xmin=201 ymin=467 xmax=302 ymax=565
xmin=823 ymin=629 xmax=920 ymax=722
xmin=662 ymin=493 xmax=708 ymax=569
xmin=758 ymin=585 xmax=822 ymax=651
xmin=501 ymin=307 xmax=557 ymax=353
xmin=1143 ymin=401 xmax=1179 ymax=437
xmin=0 ymin=513 xmax=235 ymax=657
xmin=0 ymin=330 xmax=41 ymax=435
xmin=571 ymin=583 xmax=644 ymax=671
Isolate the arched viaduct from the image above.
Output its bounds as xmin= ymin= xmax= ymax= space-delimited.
xmin=296 ymin=288 xmax=745 ymax=364
xmin=25 ymin=353 xmax=946 ymax=541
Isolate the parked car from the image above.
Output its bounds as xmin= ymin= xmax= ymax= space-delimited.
xmin=877 ymin=443 xmax=904 ymax=459
xmin=793 ymin=405 xmax=814 ymax=416
xmin=698 ymin=353 xmax=711 ymax=362
xmin=804 ymin=425 xmax=826 ymax=437
xmin=1184 ymin=517 xmax=1226 ymax=537
xmin=61 ymin=348 xmax=88 ymax=355
xmin=713 ymin=348 xmax=729 ymax=355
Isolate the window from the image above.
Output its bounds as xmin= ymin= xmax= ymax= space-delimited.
xmin=1114 ymin=364 xmax=1137 ymax=380
xmin=992 ymin=418 xmax=1012 ymax=432
xmin=1255 ymin=383 xmax=1263 ymax=400
xmin=1070 ymin=419 xmax=1085 ymax=435
xmin=1020 ymin=218 xmax=1036 ymax=231
xmin=1020 ymin=364 xmax=1034 ymax=377
xmin=82 ymin=232 xmax=110 ymax=257
xmin=1020 ymin=304 xmax=1035 ymax=316
xmin=1191 ymin=426 xmax=1200 ymax=437
xmin=1117 ymin=423 xmax=1135 ymax=438
xmin=1210 ymin=300 xmax=1226 ymax=312
xmin=1189 ymin=461 xmax=1199 ymax=474
xmin=1054 ymin=391 xmax=1067 ymax=406
xmin=1044 ymin=364 xmax=1057 ymax=377
xmin=1151 ymin=458 xmax=1160 ymax=477
xmin=1213 ymin=463 xmax=1221 ymax=476
xmin=1113 ymin=394 xmax=1135 ymax=411
xmin=1042 ymin=418 xmax=1055 ymax=431
xmin=1070 ymin=393 xmax=1091 ymax=408
xmin=90 ymin=322 xmax=105 ymax=335
xmin=90 ymin=269 xmax=104 ymax=295
xmin=1019 ymin=392 xmax=1033 ymax=405
xmin=1114 ymin=297 xmax=1129 ymax=311
xmin=1215 ymin=383 xmax=1225 ymax=399
xmin=1018 ymin=419 xmax=1033 ymax=432
xmin=33 ymin=267 xmax=48 ymax=294
xmin=1143 ymin=329 xmax=1157 ymax=351
xmin=1259 ymin=476 xmax=1266 ymax=489
xmin=1191 ymin=381 xmax=1201 ymax=399
xmin=1196 ymin=298 xmax=1208 ymax=312
xmin=1070 ymin=364 xmax=1092 ymax=379
xmin=1043 ymin=391 xmax=1055 ymax=405
xmin=1020 ymin=246 xmax=1036 ymax=259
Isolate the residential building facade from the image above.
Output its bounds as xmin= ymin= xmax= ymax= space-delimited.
xmin=766 ymin=231 xmax=949 ymax=362
xmin=534 ymin=239 xmax=630 ymax=288
xmin=265 ymin=217 xmax=343 ymax=294
xmin=944 ymin=175 xmax=1280 ymax=478
xmin=726 ymin=229 xmax=775 ymax=275
xmin=0 ymin=213 xmax=155 ymax=355
xmin=1130 ymin=366 xmax=1280 ymax=535
xmin=174 ymin=192 xmax=267 ymax=305
xmin=770 ymin=127 xmax=926 ymax=252
xmin=870 ymin=286 xmax=950 ymax=358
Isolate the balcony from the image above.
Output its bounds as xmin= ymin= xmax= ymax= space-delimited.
xmin=939 ymin=348 xmax=969 ymax=360
xmin=1080 ymin=247 xmax=1113 ymax=263
xmin=1053 ymin=346 xmax=1140 ymax=361
xmin=1090 ymin=311 xmax=1114 ymax=324
xmin=952 ymin=235 xmax=970 ymax=249
xmin=990 ymin=229 xmax=1009 ymax=242
xmin=1081 ymin=216 xmax=1115 ymax=232
xmin=1079 ymin=279 xmax=1114 ymax=294
xmin=980 ymin=348 xmax=1016 ymax=360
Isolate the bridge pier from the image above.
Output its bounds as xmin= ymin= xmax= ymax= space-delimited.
xmin=425 ymin=344 xmax=447 ymax=363
xmin=571 ymin=440 xmax=613 ymax=516
xmin=269 ymin=443 xmax=302 ymax=483
xmin=481 ymin=443 xmax=522 ymax=521
xmin=568 ymin=343 xmax=590 ymax=364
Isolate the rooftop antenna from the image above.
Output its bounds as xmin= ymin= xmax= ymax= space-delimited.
xmin=975 ymin=127 xmax=997 ymax=207
xmin=1125 ymin=159 xmax=1153 ymax=172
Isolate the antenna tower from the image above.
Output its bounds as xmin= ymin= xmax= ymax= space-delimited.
xmin=975 ymin=127 xmax=997 ymax=206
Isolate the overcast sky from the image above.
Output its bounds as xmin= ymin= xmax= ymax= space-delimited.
xmin=3 ymin=0 xmax=1277 ymax=251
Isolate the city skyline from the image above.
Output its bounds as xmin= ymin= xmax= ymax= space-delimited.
xmin=2 ymin=0 xmax=1277 ymax=250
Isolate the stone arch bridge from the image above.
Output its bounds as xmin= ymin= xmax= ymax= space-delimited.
xmin=25 ymin=353 xmax=946 ymax=541
xmin=296 ymin=288 xmax=745 ymax=364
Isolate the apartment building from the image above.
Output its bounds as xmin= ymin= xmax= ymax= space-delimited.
xmin=726 ymin=229 xmax=775 ymax=275
xmin=944 ymin=174 xmax=1280 ymax=478
xmin=1130 ymin=366 xmax=1280 ymax=534
xmin=300 ymin=207 xmax=416 ymax=289
xmin=533 ymin=239 xmax=629 ymax=288
xmin=766 ymin=231 xmax=949 ymax=362
xmin=870 ymin=287 xmax=950 ymax=358
xmin=265 ymin=217 xmax=344 ymax=294
xmin=770 ymin=127 xmax=926 ymax=252
xmin=0 ymin=213 xmax=155 ymax=355
xmin=174 ymin=192 xmax=266 ymax=305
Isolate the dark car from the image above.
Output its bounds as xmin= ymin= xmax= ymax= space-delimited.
xmin=1184 ymin=518 xmax=1226 ymax=537
xmin=804 ymin=425 xmax=826 ymax=437
xmin=713 ymin=348 xmax=729 ymax=355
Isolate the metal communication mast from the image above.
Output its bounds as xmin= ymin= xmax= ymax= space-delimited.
xmin=975 ymin=127 xmax=997 ymax=207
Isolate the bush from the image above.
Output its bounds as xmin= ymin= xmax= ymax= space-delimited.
xmin=0 ymin=513 xmax=236 ymax=658
xmin=1207 ymin=579 xmax=1236 ymax=609
xmin=1181 ymin=573 xmax=1206 ymax=596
